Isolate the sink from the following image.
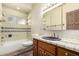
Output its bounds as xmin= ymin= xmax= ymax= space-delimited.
xmin=42 ymin=36 xmax=61 ymax=41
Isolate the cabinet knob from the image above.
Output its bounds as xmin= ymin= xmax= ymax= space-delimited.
xmin=41 ymin=51 xmax=44 ymax=56
xmin=64 ymin=52 xmax=68 ymax=56
xmin=42 ymin=51 xmax=44 ymax=54
xmin=33 ymin=46 xmax=36 ymax=48
xmin=44 ymin=52 xmax=46 ymax=55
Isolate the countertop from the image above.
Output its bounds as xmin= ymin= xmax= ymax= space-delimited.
xmin=33 ymin=35 xmax=79 ymax=53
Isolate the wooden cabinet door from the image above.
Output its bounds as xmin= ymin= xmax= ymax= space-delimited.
xmin=38 ymin=47 xmax=45 ymax=56
xmin=38 ymin=47 xmax=54 ymax=56
xmin=57 ymin=47 xmax=78 ymax=56
xmin=33 ymin=39 xmax=38 ymax=56
xmin=44 ymin=51 xmax=54 ymax=56
xmin=38 ymin=40 xmax=56 ymax=55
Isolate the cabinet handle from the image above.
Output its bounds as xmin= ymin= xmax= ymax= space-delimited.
xmin=42 ymin=51 xmax=44 ymax=54
xmin=33 ymin=46 xmax=36 ymax=48
xmin=64 ymin=52 xmax=68 ymax=56
xmin=44 ymin=52 xmax=46 ymax=55
xmin=35 ymin=46 xmax=37 ymax=49
xmin=41 ymin=51 xmax=44 ymax=56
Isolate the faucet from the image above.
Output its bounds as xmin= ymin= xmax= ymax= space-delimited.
xmin=51 ymin=32 xmax=58 ymax=38
xmin=53 ymin=33 xmax=56 ymax=37
xmin=53 ymin=33 xmax=59 ymax=39
xmin=50 ymin=32 xmax=55 ymax=37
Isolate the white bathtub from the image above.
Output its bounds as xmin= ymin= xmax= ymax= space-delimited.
xmin=0 ymin=39 xmax=33 ymax=55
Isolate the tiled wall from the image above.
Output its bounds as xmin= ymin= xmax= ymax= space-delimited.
xmin=42 ymin=30 xmax=79 ymax=41
xmin=53 ymin=30 xmax=79 ymax=40
xmin=0 ymin=4 xmax=32 ymax=44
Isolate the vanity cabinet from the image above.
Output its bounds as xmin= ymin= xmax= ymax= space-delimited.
xmin=38 ymin=40 xmax=56 ymax=56
xmin=38 ymin=47 xmax=53 ymax=56
xmin=33 ymin=39 xmax=56 ymax=56
xmin=33 ymin=38 xmax=79 ymax=56
xmin=57 ymin=47 xmax=78 ymax=56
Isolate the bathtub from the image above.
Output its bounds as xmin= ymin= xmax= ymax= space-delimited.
xmin=0 ymin=39 xmax=33 ymax=55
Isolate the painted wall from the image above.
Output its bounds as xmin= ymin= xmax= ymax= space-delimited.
xmin=31 ymin=4 xmax=43 ymax=35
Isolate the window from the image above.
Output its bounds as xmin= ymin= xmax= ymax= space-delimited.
xmin=4 ymin=14 xmax=27 ymax=25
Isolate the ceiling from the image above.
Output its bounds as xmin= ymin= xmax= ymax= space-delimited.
xmin=2 ymin=3 xmax=62 ymax=15
xmin=2 ymin=3 xmax=33 ymax=14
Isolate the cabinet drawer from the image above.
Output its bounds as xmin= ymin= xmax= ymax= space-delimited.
xmin=38 ymin=40 xmax=56 ymax=55
xmin=38 ymin=47 xmax=45 ymax=56
xmin=57 ymin=47 xmax=79 ymax=56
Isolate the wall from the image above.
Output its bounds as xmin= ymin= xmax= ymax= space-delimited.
xmin=26 ymin=13 xmax=32 ymax=39
xmin=0 ymin=3 xmax=2 ymax=45
xmin=31 ymin=4 xmax=43 ymax=35
xmin=0 ymin=3 xmax=1 ymax=20
xmin=50 ymin=30 xmax=79 ymax=40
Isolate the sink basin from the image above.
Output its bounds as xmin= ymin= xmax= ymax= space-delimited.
xmin=42 ymin=36 xmax=61 ymax=41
